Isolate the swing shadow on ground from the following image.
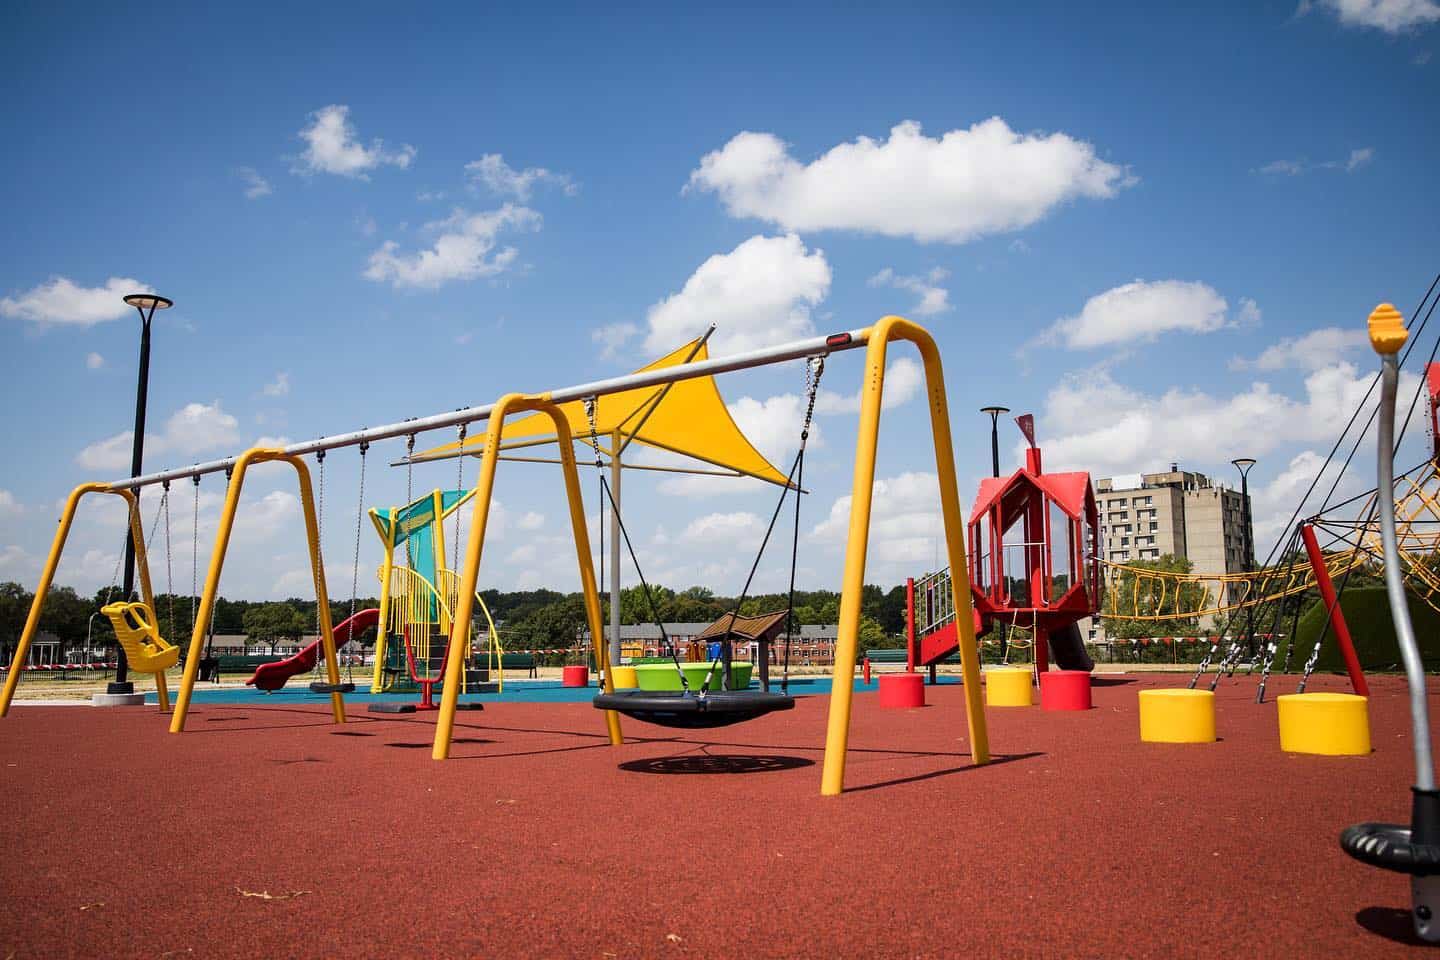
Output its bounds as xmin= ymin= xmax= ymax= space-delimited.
xmin=1355 ymin=906 xmax=1440 ymax=947
xmin=619 ymin=753 xmax=815 ymax=775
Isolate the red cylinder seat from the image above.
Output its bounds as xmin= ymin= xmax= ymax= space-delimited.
xmin=878 ymin=672 xmax=926 ymax=709
xmin=1040 ymin=670 xmax=1092 ymax=711
xmin=561 ymin=665 xmax=589 ymax=688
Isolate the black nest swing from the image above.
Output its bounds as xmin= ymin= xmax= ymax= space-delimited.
xmin=594 ymin=689 xmax=795 ymax=729
xmin=585 ymin=357 xmax=826 ymax=731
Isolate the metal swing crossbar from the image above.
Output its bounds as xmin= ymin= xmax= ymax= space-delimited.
xmin=2 ymin=316 xmax=993 ymax=798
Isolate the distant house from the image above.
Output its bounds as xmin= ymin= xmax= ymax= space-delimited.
xmin=579 ymin=621 xmax=840 ymax=665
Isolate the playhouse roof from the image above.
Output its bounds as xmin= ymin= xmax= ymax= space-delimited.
xmin=970 ymin=468 xmax=1094 ymax=522
xmin=412 ymin=337 xmax=792 ymax=488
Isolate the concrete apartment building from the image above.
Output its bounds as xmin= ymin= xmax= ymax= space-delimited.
xmin=1085 ymin=465 xmax=1253 ymax=641
xmin=1095 ymin=466 xmax=1251 ymax=574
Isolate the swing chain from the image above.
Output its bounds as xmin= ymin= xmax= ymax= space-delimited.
xmin=162 ymin=480 xmax=174 ymax=643
xmin=453 ymin=424 xmax=466 ymax=581
xmin=312 ymin=449 xmax=327 ymax=674
xmin=190 ymin=475 xmax=200 ymax=641
xmin=582 ymin=397 xmax=605 ymax=469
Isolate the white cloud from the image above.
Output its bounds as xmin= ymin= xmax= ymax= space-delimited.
xmin=262 ymin=372 xmax=290 ymax=397
xmin=1036 ymin=361 xmax=1419 ymax=477
xmin=294 ymin=105 xmax=415 ymax=179
xmin=77 ymin=401 xmax=241 ymax=472
xmin=85 ymin=352 xmax=105 ymax=370
xmin=868 ymin=267 xmax=951 ymax=316
xmin=1315 ymin=0 xmax=1440 ymax=32
xmin=681 ymin=511 xmax=764 ymax=544
xmin=592 ymin=322 xmax=639 ymax=360
xmin=1346 ymin=147 xmax=1375 ymax=171
xmin=811 ymin=471 xmax=947 ymax=575
xmin=814 ymin=357 xmax=924 ymax=415
xmin=465 ymin=154 xmax=577 ymax=200
xmin=516 ymin=511 xmax=545 ymax=531
xmin=1 ymin=276 xmax=154 ymax=328
xmin=364 ymin=204 xmax=541 ymax=289
xmin=1256 ymin=147 xmax=1376 ymax=176
xmin=236 ymin=166 xmax=272 ymax=199
xmin=0 ymin=544 xmax=38 ymax=581
xmin=1230 ymin=327 xmax=1369 ymax=372
xmin=253 ymin=435 xmax=292 ymax=448
xmin=234 ymin=491 xmax=301 ymax=543
xmin=0 ymin=490 xmax=21 ymax=518
xmin=1258 ymin=159 xmax=1306 ymax=176
xmin=686 ymin=118 xmax=1130 ymax=244
xmin=645 ymin=234 xmax=830 ymax=356
xmin=1040 ymin=280 xmax=1251 ymax=350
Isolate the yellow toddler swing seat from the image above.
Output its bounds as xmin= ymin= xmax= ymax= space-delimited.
xmin=100 ymin=601 xmax=178 ymax=709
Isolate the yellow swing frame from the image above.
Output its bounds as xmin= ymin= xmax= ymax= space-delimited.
xmin=3 ymin=316 xmax=988 ymax=797
xmin=0 ymin=483 xmax=175 ymax=715
xmin=427 ymin=316 xmax=989 ymax=795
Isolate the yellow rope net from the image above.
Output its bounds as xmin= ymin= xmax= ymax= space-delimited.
xmin=1098 ymin=458 xmax=1440 ymax=622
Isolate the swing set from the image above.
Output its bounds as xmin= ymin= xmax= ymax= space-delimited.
xmin=0 ymin=314 xmax=989 ymax=796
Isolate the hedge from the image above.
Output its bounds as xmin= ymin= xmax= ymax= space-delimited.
xmin=1274 ymin=587 xmax=1440 ymax=673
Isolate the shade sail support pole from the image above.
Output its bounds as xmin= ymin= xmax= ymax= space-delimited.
xmin=610 ymin=430 xmax=624 ymax=670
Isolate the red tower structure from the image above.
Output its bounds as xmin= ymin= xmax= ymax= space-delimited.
xmin=910 ymin=416 xmax=1101 ymax=675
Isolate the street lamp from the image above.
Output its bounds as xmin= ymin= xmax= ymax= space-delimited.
xmin=109 ymin=293 xmax=172 ymax=697
xmin=980 ymin=406 xmax=1010 ymax=478
xmin=1231 ymin=457 xmax=1256 ymax=572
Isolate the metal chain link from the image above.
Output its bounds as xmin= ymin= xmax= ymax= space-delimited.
xmin=311 ymin=450 xmax=327 ymax=678
xmin=452 ymin=424 xmax=466 ymax=581
xmin=191 ymin=476 xmax=200 ymax=638
xmin=162 ymin=481 xmax=174 ymax=642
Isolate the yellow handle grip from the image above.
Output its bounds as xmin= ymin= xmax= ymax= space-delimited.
xmin=1369 ymin=302 xmax=1407 ymax=355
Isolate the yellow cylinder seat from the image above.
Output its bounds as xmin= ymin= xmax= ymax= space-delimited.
xmin=1276 ymin=692 xmax=1371 ymax=756
xmin=1139 ymin=689 xmax=1215 ymax=743
xmin=985 ymin=666 xmax=1033 ymax=707
xmin=610 ymin=666 xmax=639 ymax=690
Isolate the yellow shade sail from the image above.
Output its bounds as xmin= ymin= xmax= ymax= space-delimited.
xmin=413 ymin=338 xmax=793 ymax=487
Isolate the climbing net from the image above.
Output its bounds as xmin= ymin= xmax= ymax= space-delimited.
xmin=1096 ymin=548 xmax=1370 ymax=622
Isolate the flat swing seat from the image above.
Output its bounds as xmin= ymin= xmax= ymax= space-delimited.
xmin=593 ymin=690 xmax=794 ymax=729
xmin=308 ymin=681 xmax=356 ymax=694
xmin=100 ymin=602 xmax=179 ymax=674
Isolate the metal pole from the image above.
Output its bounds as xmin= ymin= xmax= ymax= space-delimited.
xmin=981 ymin=406 xmax=1009 ymax=478
xmin=991 ymin=419 xmax=1000 ymax=477
xmin=610 ymin=430 xmax=623 ymax=670
xmin=112 ymin=301 xmax=157 ymax=693
xmin=104 ymin=326 xmax=870 ymax=492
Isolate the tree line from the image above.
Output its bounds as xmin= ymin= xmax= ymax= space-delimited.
xmin=0 ymin=580 xmax=913 ymax=662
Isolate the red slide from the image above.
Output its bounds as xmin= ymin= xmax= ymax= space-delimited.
xmin=245 ymin=608 xmax=381 ymax=692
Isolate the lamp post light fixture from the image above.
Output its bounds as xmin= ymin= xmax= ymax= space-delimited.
xmin=980 ymin=406 xmax=1010 ymax=478
xmin=1231 ymin=457 xmax=1257 ymax=573
xmin=108 ymin=293 xmax=172 ymax=698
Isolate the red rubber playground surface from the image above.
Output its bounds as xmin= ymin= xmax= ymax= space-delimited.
xmin=2 ymin=674 xmax=1435 ymax=958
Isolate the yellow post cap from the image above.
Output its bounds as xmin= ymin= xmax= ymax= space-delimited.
xmin=1368 ymin=303 xmax=1407 ymax=355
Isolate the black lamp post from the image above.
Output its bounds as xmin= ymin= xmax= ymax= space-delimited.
xmin=1231 ymin=457 xmax=1256 ymax=572
xmin=109 ymin=293 xmax=172 ymax=695
xmin=980 ymin=406 xmax=1010 ymax=478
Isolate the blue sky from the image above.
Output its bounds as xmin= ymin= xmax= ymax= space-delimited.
xmin=1 ymin=0 xmax=1437 ymax=600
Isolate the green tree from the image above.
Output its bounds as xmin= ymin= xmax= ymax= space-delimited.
xmin=1100 ymin=554 xmax=1206 ymax=639
xmin=242 ymin=602 xmax=306 ymax=654
xmin=0 ymin=582 xmax=33 ymax=663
